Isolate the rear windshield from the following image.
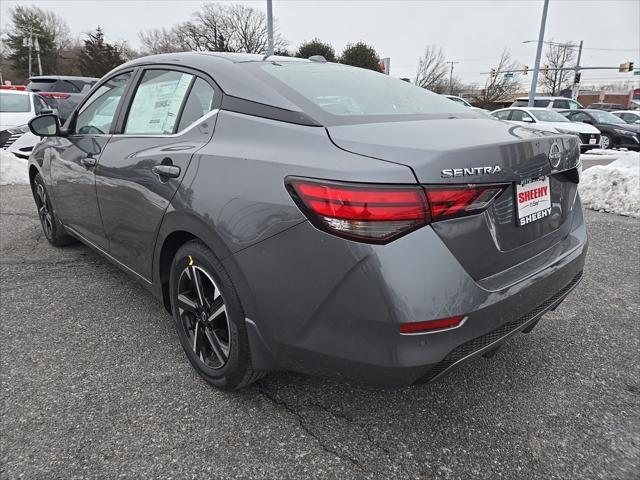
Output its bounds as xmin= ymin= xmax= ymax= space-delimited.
xmin=0 ymin=92 xmax=30 ymax=112
xmin=249 ymin=62 xmax=470 ymax=125
xmin=27 ymin=79 xmax=84 ymax=93
xmin=513 ymin=99 xmax=552 ymax=107
xmin=530 ymin=110 xmax=569 ymax=122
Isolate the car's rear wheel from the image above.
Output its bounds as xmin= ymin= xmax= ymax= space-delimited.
xmin=32 ymin=173 xmax=76 ymax=247
xmin=169 ymin=240 xmax=262 ymax=390
xmin=600 ymin=133 xmax=612 ymax=149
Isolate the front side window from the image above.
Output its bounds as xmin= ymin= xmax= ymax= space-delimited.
xmin=553 ymin=100 xmax=569 ymax=109
xmin=511 ymin=110 xmax=534 ymax=122
xmin=75 ymin=72 xmax=132 ymax=134
xmin=0 ymin=92 xmax=30 ymax=112
xmin=568 ymin=100 xmax=581 ymax=109
xmin=589 ymin=110 xmax=626 ymax=124
xmin=530 ymin=110 xmax=570 ymax=122
xmin=570 ymin=112 xmax=591 ymax=122
xmin=125 ymin=70 xmax=194 ymax=135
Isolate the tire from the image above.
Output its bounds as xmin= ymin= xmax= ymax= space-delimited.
xmin=600 ymin=133 xmax=613 ymax=150
xmin=32 ymin=173 xmax=76 ymax=247
xmin=169 ymin=240 xmax=263 ymax=390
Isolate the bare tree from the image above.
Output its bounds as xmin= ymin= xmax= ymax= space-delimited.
xmin=139 ymin=27 xmax=183 ymax=55
xmin=172 ymin=4 xmax=287 ymax=54
xmin=541 ymin=40 xmax=576 ymax=95
xmin=415 ymin=45 xmax=448 ymax=91
xmin=473 ymin=49 xmax=522 ymax=109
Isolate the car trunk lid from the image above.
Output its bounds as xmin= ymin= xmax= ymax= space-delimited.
xmin=327 ymin=118 xmax=581 ymax=282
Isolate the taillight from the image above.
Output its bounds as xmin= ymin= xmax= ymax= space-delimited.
xmin=286 ymin=178 xmax=430 ymax=243
xmin=286 ymin=178 xmax=506 ymax=244
xmin=39 ymin=92 xmax=70 ymax=100
xmin=425 ymin=185 xmax=505 ymax=221
xmin=399 ymin=315 xmax=466 ymax=334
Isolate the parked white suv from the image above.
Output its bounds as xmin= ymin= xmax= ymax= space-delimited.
xmin=511 ymin=96 xmax=583 ymax=110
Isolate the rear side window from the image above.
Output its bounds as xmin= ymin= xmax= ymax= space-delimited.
xmin=0 ymin=92 xmax=30 ymax=112
xmin=553 ymin=100 xmax=569 ymax=109
xmin=493 ymin=110 xmax=512 ymax=120
xmin=125 ymin=70 xmax=194 ymax=135
xmin=175 ymin=78 xmax=216 ymax=132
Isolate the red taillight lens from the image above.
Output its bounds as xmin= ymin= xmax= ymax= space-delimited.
xmin=286 ymin=178 xmax=430 ymax=243
xmin=39 ymin=92 xmax=71 ymax=100
xmin=286 ymin=178 xmax=505 ymax=244
xmin=399 ymin=315 xmax=466 ymax=334
xmin=425 ymin=185 xmax=505 ymax=221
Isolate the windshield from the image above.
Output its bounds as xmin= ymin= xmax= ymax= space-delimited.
xmin=589 ymin=110 xmax=626 ymax=124
xmin=447 ymin=96 xmax=471 ymax=107
xmin=531 ymin=110 xmax=569 ymax=122
xmin=253 ymin=62 xmax=469 ymax=124
xmin=513 ymin=99 xmax=551 ymax=107
xmin=0 ymin=92 xmax=30 ymax=112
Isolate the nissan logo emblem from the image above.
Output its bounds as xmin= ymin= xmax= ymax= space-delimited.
xmin=548 ymin=142 xmax=562 ymax=168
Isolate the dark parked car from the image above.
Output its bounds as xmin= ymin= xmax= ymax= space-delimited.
xmin=27 ymin=53 xmax=587 ymax=390
xmin=560 ymin=109 xmax=640 ymax=150
xmin=26 ymin=75 xmax=98 ymax=121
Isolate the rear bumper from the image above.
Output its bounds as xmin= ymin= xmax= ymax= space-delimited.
xmin=230 ymin=199 xmax=588 ymax=387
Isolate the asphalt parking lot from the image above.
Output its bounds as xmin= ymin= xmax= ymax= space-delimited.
xmin=1 ymin=184 xmax=638 ymax=480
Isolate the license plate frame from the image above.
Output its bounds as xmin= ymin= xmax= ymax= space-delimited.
xmin=515 ymin=176 xmax=552 ymax=227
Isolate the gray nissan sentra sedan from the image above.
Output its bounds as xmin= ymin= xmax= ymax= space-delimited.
xmin=27 ymin=53 xmax=587 ymax=390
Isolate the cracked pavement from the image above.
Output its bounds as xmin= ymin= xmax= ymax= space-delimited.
xmin=1 ymin=184 xmax=639 ymax=479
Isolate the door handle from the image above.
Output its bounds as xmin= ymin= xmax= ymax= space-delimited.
xmin=152 ymin=164 xmax=181 ymax=179
xmin=81 ymin=157 xmax=97 ymax=169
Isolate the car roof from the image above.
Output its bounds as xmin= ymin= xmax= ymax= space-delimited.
xmin=29 ymin=75 xmax=99 ymax=81
xmin=113 ymin=52 xmax=319 ymax=112
xmin=612 ymin=110 xmax=639 ymax=114
xmin=515 ymin=96 xmax=567 ymax=100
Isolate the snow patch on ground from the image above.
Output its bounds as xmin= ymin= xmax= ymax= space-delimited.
xmin=0 ymin=150 xmax=29 ymax=186
xmin=579 ymin=149 xmax=640 ymax=218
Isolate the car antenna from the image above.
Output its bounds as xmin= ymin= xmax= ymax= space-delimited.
xmin=308 ymin=55 xmax=327 ymax=63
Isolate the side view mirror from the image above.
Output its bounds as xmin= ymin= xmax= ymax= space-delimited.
xmin=635 ymin=119 xmax=640 ymax=124
xmin=523 ymin=117 xmax=534 ymax=123
xmin=29 ymin=114 xmax=60 ymax=137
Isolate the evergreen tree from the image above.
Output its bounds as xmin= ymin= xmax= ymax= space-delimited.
xmin=78 ymin=27 xmax=124 ymax=78
xmin=296 ymin=39 xmax=337 ymax=62
xmin=340 ymin=42 xmax=381 ymax=71
xmin=5 ymin=6 xmax=58 ymax=79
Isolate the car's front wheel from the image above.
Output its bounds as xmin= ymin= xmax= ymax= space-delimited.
xmin=600 ymin=133 xmax=613 ymax=149
xmin=169 ymin=240 xmax=262 ymax=390
xmin=32 ymin=173 xmax=76 ymax=247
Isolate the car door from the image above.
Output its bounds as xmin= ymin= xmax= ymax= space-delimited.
xmin=50 ymin=71 xmax=133 ymax=249
xmin=94 ymin=67 xmax=220 ymax=281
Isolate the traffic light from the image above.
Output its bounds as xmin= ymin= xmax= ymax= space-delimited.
xmin=574 ymin=72 xmax=581 ymax=84
xmin=523 ymin=65 xmax=529 ymax=75
xmin=543 ymin=64 xmax=549 ymax=75
xmin=490 ymin=68 xmax=496 ymax=77
xmin=629 ymin=62 xmax=634 ymax=72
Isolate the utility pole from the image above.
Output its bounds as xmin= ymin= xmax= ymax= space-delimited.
xmin=571 ymin=40 xmax=583 ymax=100
xmin=446 ymin=61 xmax=459 ymax=95
xmin=528 ymin=0 xmax=550 ymax=107
xmin=266 ymin=0 xmax=274 ymax=56
xmin=27 ymin=27 xmax=33 ymax=78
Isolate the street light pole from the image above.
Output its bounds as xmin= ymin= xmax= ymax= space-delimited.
xmin=266 ymin=0 xmax=274 ymax=56
xmin=446 ymin=61 xmax=459 ymax=95
xmin=571 ymin=40 xmax=584 ymax=100
xmin=528 ymin=0 xmax=550 ymax=107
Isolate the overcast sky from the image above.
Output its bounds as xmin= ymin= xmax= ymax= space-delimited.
xmin=1 ymin=0 xmax=638 ymax=87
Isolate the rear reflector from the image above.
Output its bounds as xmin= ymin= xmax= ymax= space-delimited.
xmin=39 ymin=92 xmax=71 ymax=100
xmin=286 ymin=178 xmax=430 ymax=243
xmin=399 ymin=315 xmax=466 ymax=334
xmin=286 ymin=177 xmax=506 ymax=244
